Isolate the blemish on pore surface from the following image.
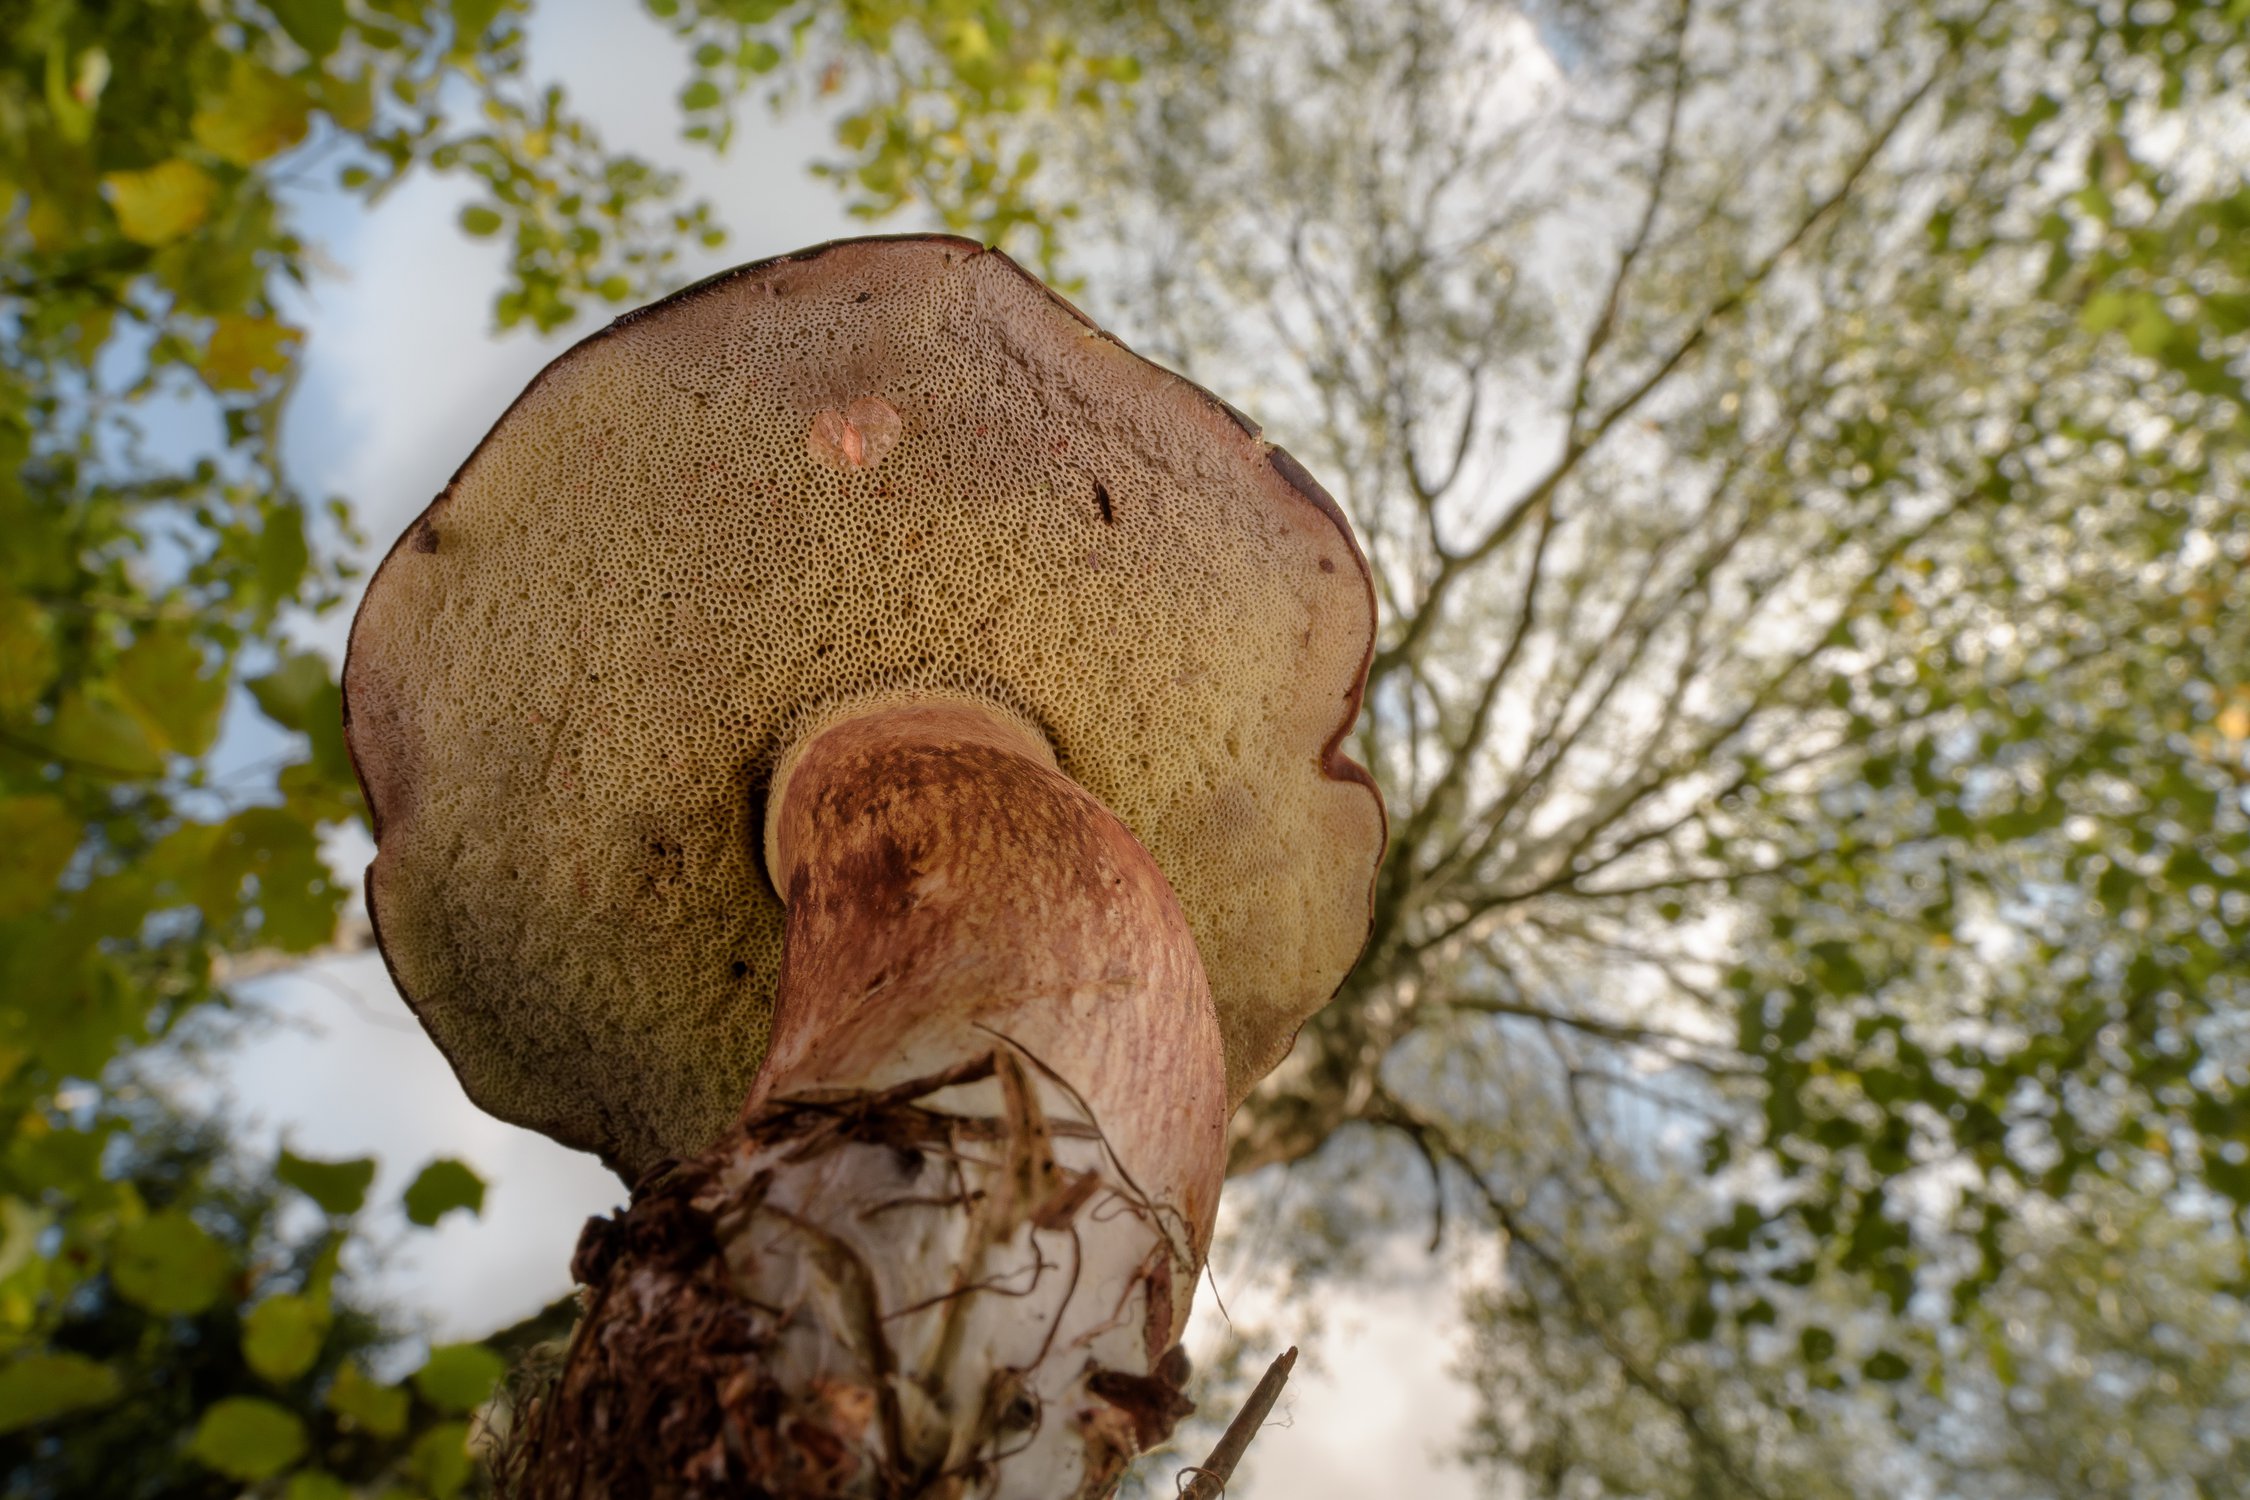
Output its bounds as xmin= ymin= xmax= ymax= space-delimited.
xmin=807 ymin=397 xmax=902 ymax=472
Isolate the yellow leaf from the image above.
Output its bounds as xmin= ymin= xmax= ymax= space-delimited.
xmin=192 ymin=58 xmax=311 ymax=167
xmin=201 ymin=314 xmax=302 ymax=393
xmin=102 ymin=160 xmax=217 ymax=247
xmin=2219 ymin=703 xmax=2250 ymax=743
xmin=944 ymin=17 xmax=993 ymax=62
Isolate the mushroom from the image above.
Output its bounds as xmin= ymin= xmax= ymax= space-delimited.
xmin=343 ymin=235 xmax=1383 ymax=1497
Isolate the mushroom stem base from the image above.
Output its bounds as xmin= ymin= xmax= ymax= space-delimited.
xmin=508 ymin=700 xmax=1229 ymax=1497
xmin=509 ymin=1050 xmax=1197 ymax=1498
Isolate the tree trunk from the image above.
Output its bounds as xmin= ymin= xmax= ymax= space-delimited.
xmin=510 ymin=700 xmax=1228 ymax=1498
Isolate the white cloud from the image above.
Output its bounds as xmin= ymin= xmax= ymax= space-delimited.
xmin=1181 ymin=1269 xmax=1482 ymax=1498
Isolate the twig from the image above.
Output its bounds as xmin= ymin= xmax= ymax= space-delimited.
xmin=1178 ymin=1346 xmax=1298 ymax=1499
xmin=210 ymin=914 xmax=377 ymax=984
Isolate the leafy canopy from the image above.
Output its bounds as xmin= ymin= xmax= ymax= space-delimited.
xmin=0 ymin=0 xmax=1158 ymax=1492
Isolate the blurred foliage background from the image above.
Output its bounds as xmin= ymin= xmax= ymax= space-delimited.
xmin=1 ymin=0 xmax=2244 ymax=1495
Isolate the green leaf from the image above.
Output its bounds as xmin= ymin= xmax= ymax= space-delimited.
xmin=402 ymin=1159 xmax=486 ymax=1227
xmin=0 ymin=594 xmax=57 ymax=713
xmin=247 ymin=651 xmax=334 ymax=730
xmin=2080 ymin=289 xmax=2132 ymax=335
xmin=451 ymin=0 xmax=509 ymax=50
xmin=321 ymin=69 xmax=376 ymax=131
xmin=0 ymin=797 xmax=77 ymax=918
xmin=285 ymin=1472 xmax=351 ymax=1500
xmin=1863 ymin=1349 xmax=1913 ymax=1382
xmin=115 ymin=625 xmax=227 ymax=756
xmin=0 ymin=1197 xmax=48 ymax=1282
xmin=243 ymin=1293 xmax=330 ymax=1382
xmin=111 ymin=1210 xmax=232 ymax=1316
xmin=1987 ymin=1320 xmax=2018 ymax=1387
xmin=0 ymin=1353 xmax=124 ymax=1434
xmin=413 ymin=1420 xmax=477 ymax=1499
xmin=49 ymin=686 xmax=165 ymax=778
xmin=189 ymin=1396 xmax=307 ymax=1481
xmin=258 ymin=502 xmax=313 ymax=611
xmin=326 ymin=1362 xmax=409 ymax=1437
xmin=680 ymin=80 xmax=722 ymax=111
xmin=459 ymin=204 xmax=505 ymax=237
xmin=412 ymin=1342 xmax=505 ymax=1412
xmin=2126 ymin=304 xmax=2178 ymax=359
xmin=2006 ymin=93 xmax=2059 ymax=146
xmin=192 ymin=806 xmax=342 ymax=951
xmin=272 ymin=0 xmax=349 ymax=57
xmin=303 ymin=1234 xmax=346 ymax=1305
xmin=277 ymin=1149 xmax=377 ymax=1216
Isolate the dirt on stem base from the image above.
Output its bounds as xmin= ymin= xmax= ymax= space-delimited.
xmin=506 ymin=1049 xmax=1198 ymax=1499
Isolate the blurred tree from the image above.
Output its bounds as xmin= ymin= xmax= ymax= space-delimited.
xmin=1036 ymin=0 xmax=2249 ymax=1491
xmin=0 ymin=0 xmax=1166 ymax=1491
xmin=0 ymin=1088 xmax=539 ymax=1500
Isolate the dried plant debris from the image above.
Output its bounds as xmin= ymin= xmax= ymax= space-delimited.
xmin=508 ymin=1051 xmax=1197 ymax=1499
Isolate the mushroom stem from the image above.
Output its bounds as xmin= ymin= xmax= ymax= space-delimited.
xmin=513 ymin=700 xmax=1229 ymax=1499
xmin=759 ymin=698 xmax=1228 ymax=1216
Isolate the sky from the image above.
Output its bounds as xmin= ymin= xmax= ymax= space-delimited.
xmin=211 ymin=4 xmax=1493 ymax=1494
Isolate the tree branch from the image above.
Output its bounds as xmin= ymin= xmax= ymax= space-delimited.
xmin=1372 ymin=45 xmax=1956 ymax=690
xmin=1178 ymin=1347 xmax=1299 ymax=1499
xmin=1365 ymin=1091 xmax=1780 ymax=1500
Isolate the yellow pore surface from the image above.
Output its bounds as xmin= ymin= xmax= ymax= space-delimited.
xmin=344 ymin=237 xmax=1384 ymax=1177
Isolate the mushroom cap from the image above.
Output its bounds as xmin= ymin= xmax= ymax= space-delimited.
xmin=343 ymin=235 xmax=1384 ymax=1178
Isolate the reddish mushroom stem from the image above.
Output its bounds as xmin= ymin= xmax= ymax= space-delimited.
xmin=758 ymin=699 xmax=1228 ymax=1214
xmin=513 ymin=701 xmax=1228 ymax=1499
